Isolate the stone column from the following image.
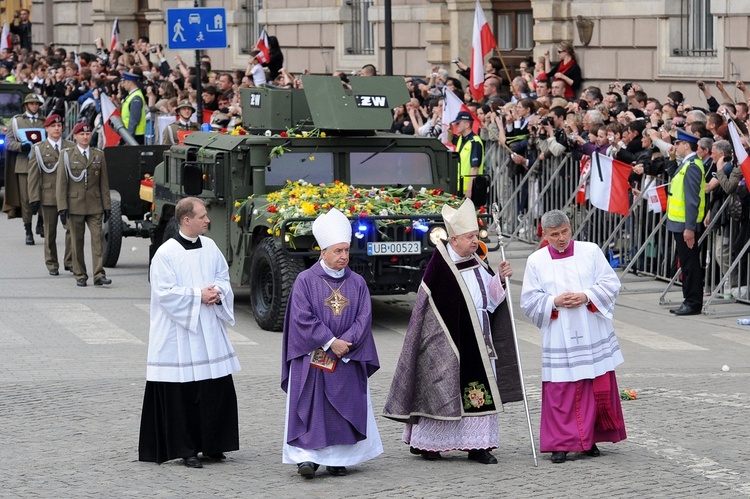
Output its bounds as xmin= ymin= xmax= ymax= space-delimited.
xmin=531 ymin=0 xmax=574 ymax=60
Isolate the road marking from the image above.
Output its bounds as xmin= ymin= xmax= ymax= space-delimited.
xmin=134 ymin=303 xmax=257 ymax=345
xmin=43 ymin=303 xmax=143 ymax=345
xmin=612 ymin=319 xmax=707 ymax=350
xmin=712 ymin=331 xmax=750 ymax=348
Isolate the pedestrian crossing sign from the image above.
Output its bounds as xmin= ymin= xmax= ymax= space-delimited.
xmin=166 ymin=8 xmax=227 ymax=50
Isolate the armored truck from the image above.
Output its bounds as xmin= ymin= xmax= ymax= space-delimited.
xmin=149 ymin=76 xmax=490 ymax=331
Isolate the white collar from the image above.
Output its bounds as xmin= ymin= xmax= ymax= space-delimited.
xmin=26 ymin=112 xmax=38 ymax=119
xmin=446 ymin=242 xmax=472 ymax=263
xmin=77 ymin=145 xmax=90 ymax=156
xmin=319 ymin=260 xmax=346 ymax=278
xmin=178 ymin=230 xmax=199 ymax=243
xmin=48 ymin=138 xmax=62 ymax=149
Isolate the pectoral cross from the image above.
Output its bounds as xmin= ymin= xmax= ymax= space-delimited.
xmin=324 ymin=289 xmax=350 ymax=316
xmin=570 ymin=330 xmax=584 ymax=344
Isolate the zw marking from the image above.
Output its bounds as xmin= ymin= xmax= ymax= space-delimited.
xmin=355 ymin=95 xmax=388 ymax=108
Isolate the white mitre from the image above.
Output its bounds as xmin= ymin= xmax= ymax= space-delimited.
xmin=441 ymin=198 xmax=478 ymax=237
xmin=312 ymin=208 xmax=352 ymax=249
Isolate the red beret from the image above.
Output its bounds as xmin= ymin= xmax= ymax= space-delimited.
xmin=73 ymin=122 xmax=93 ymax=134
xmin=44 ymin=114 xmax=63 ymax=128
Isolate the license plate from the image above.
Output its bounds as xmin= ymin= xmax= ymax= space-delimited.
xmin=367 ymin=241 xmax=421 ymax=256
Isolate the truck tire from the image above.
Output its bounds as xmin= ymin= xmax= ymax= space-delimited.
xmin=250 ymin=237 xmax=305 ymax=331
xmin=103 ymin=200 xmax=123 ymax=268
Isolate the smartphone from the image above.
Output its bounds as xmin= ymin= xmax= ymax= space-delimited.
xmin=451 ymin=59 xmax=459 ymax=64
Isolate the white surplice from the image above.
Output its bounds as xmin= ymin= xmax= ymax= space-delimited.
xmin=147 ymin=236 xmax=241 ymax=382
xmin=520 ymin=241 xmax=623 ymax=383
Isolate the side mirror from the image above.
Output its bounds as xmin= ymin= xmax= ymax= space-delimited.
xmin=183 ymin=162 xmax=203 ymax=195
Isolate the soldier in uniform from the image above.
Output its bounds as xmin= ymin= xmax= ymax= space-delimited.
xmin=162 ymin=100 xmax=199 ymax=145
xmin=2 ymin=93 xmax=46 ymax=245
xmin=28 ymin=114 xmax=74 ymax=276
xmin=56 ymin=122 xmax=112 ymax=287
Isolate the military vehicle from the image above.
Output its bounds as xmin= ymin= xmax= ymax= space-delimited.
xmin=0 ymin=83 xmax=33 ymax=189
xmin=147 ymin=75 xmax=491 ymax=331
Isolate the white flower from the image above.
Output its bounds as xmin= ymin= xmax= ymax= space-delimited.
xmin=408 ymin=185 xmax=414 ymax=190
xmin=264 ymin=130 xmax=272 ymax=137
xmin=379 ymin=209 xmax=388 ymax=216
xmin=252 ymin=209 xmax=258 ymax=215
xmin=420 ymin=187 xmax=427 ymax=194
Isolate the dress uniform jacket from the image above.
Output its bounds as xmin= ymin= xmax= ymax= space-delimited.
xmin=56 ymin=146 xmax=112 ymax=215
xmin=162 ymin=120 xmax=199 ymax=145
xmin=28 ymin=139 xmax=75 ymax=206
xmin=2 ymin=113 xmax=45 ymax=219
xmin=7 ymin=113 xmax=45 ymax=175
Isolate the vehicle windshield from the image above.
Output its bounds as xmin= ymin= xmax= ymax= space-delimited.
xmin=350 ymin=152 xmax=433 ymax=185
xmin=0 ymin=93 xmax=24 ymax=119
xmin=266 ymin=152 xmax=335 ymax=185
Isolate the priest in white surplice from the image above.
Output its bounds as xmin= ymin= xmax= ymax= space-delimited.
xmin=138 ymin=197 xmax=241 ymax=469
xmin=520 ymin=210 xmax=626 ymax=465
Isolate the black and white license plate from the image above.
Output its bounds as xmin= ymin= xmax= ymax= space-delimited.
xmin=367 ymin=241 xmax=420 ymax=256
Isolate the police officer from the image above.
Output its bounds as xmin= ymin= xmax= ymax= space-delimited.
xmin=449 ymin=110 xmax=484 ymax=202
xmin=161 ymin=100 xmax=199 ymax=145
xmin=667 ymin=129 xmax=705 ymax=316
xmin=120 ymin=71 xmax=147 ymax=144
xmin=56 ymin=122 xmax=112 ymax=287
xmin=2 ymin=93 xmax=45 ymax=244
xmin=28 ymin=114 xmax=74 ymax=276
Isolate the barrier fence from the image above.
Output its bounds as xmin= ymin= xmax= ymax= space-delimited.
xmin=485 ymin=143 xmax=750 ymax=316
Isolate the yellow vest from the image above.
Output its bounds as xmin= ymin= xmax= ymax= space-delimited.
xmin=456 ymin=133 xmax=484 ymax=193
xmin=668 ymin=156 xmax=705 ymax=223
xmin=122 ymin=88 xmax=147 ymax=135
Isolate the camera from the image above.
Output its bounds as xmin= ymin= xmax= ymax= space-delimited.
xmin=697 ymin=81 xmax=706 ymax=90
xmin=451 ymin=58 xmax=459 ymax=64
xmin=150 ymin=44 xmax=163 ymax=53
xmin=126 ymin=39 xmax=135 ymax=46
xmin=540 ymin=116 xmax=553 ymax=126
xmin=431 ymin=72 xmax=439 ymax=78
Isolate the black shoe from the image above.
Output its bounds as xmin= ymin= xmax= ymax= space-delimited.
xmin=65 ymin=266 xmax=73 ymax=272
xmin=297 ymin=461 xmax=317 ymax=479
xmin=326 ymin=466 xmax=347 ymax=476
xmin=36 ymin=224 xmax=44 ymax=237
xmin=94 ymin=276 xmax=112 ymax=286
xmin=467 ymin=449 xmax=498 ymax=464
xmin=183 ymin=456 xmax=203 ymax=468
xmin=409 ymin=446 xmax=422 ymax=455
xmin=551 ymin=451 xmax=567 ymax=464
xmin=208 ymin=453 xmax=226 ymax=460
xmin=421 ymin=451 xmax=442 ymax=461
xmin=76 ymin=278 xmax=87 ymax=287
xmin=49 ymin=269 xmax=59 ymax=276
xmin=585 ymin=444 xmax=600 ymax=457
xmin=25 ymin=233 xmax=34 ymax=245
xmin=672 ymin=304 xmax=701 ymax=316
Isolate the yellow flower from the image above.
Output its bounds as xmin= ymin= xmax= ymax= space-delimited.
xmin=267 ymin=228 xmax=272 ymax=234
xmin=302 ymin=131 xmax=309 ymax=138
xmin=234 ymin=201 xmax=241 ymax=208
xmin=295 ymin=134 xmax=303 ymax=138
xmin=320 ymin=132 xmax=326 ymax=138
xmin=235 ymin=215 xmax=241 ymax=223
xmin=309 ymin=155 xmax=315 ymax=161
xmin=275 ymin=229 xmax=280 ymax=236
xmin=300 ymin=201 xmax=316 ymax=216
xmin=267 ymin=218 xmax=274 ymax=223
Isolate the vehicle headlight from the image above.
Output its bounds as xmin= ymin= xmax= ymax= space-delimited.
xmin=479 ymin=229 xmax=489 ymax=239
xmin=429 ymin=226 xmax=448 ymax=245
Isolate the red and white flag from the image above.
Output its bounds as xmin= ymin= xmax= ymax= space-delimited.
xmin=576 ymin=155 xmax=591 ymax=204
xmin=100 ymin=92 xmax=122 ymax=148
xmin=727 ymin=119 xmax=750 ymax=185
xmin=441 ymin=88 xmax=481 ymax=149
xmin=0 ymin=23 xmax=10 ymax=52
xmin=646 ymin=184 xmax=668 ymax=213
xmin=589 ymin=153 xmax=631 ymax=216
xmin=255 ymin=29 xmax=270 ymax=64
xmin=109 ymin=18 xmax=120 ymax=53
xmin=470 ymin=0 xmax=497 ymax=102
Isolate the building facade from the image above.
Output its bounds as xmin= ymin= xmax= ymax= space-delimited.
xmin=17 ymin=0 xmax=750 ymax=101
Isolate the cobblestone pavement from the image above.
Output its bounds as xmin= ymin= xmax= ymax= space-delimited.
xmin=1 ymin=213 xmax=749 ymax=497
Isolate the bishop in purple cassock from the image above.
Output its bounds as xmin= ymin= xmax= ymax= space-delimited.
xmin=281 ymin=208 xmax=382 ymax=479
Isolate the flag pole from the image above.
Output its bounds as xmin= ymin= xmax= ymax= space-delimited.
xmin=493 ymin=47 xmax=513 ymax=90
xmin=492 ymin=202 xmax=538 ymax=467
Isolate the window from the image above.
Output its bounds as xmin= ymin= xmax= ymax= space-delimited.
xmin=241 ymin=0 xmax=263 ymax=54
xmin=346 ymin=0 xmax=374 ymax=55
xmin=266 ymin=153 xmax=335 ymax=186
xmin=491 ymin=1 xmax=534 ymax=68
xmin=673 ymin=0 xmax=715 ymax=57
xmin=350 ymin=152 xmax=433 ymax=186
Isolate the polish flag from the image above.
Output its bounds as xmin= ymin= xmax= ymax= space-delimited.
xmin=470 ymin=0 xmax=497 ymax=102
xmin=109 ymin=18 xmax=120 ymax=53
xmin=0 ymin=23 xmax=10 ymax=52
xmin=255 ymin=29 xmax=270 ymax=64
xmin=727 ymin=120 xmax=750 ymax=185
xmin=576 ymin=155 xmax=591 ymax=204
xmin=100 ymin=92 xmax=122 ymax=148
xmin=441 ymin=88 xmax=481 ymax=149
xmin=646 ymin=184 xmax=668 ymax=213
xmin=589 ymin=153 xmax=631 ymax=216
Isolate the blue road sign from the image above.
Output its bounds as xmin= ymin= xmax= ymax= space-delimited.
xmin=167 ymin=8 xmax=227 ymax=50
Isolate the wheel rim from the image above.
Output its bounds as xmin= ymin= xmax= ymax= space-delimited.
xmin=254 ymin=258 xmax=274 ymax=315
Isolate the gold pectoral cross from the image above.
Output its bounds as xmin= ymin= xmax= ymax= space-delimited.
xmin=324 ymin=289 xmax=350 ymax=316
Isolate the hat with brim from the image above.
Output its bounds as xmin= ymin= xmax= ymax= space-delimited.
xmin=312 ymin=208 xmax=352 ymax=250
xmin=451 ymin=110 xmax=474 ymax=124
xmin=122 ymin=71 xmax=140 ymax=82
xmin=175 ymin=99 xmax=195 ymax=113
xmin=672 ymin=128 xmax=699 ymax=144
xmin=0 ymin=60 xmax=13 ymax=71
xmin=24 ymin=93 xmax=44 ymax=105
